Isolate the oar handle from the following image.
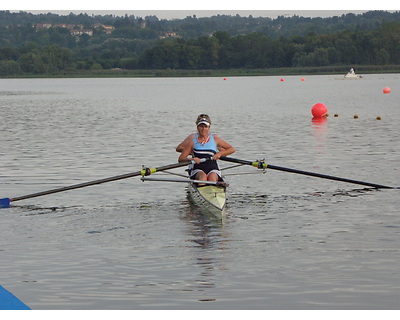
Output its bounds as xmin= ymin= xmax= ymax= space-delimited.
xmin=190 ymin=157 xmax=211 ymax=164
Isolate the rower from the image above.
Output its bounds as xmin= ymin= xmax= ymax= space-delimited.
xmin=177 ymin=114 xmax=235 ymax=184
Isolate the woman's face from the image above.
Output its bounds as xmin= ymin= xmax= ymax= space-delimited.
xmin=197 ymin=124 xmax=210 ymax=135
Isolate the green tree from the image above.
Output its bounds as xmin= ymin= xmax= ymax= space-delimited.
xmin=120 ymin=57 xmax=138 ymax=69
xmin=41 ymin=45 xmax=73 ymax=72
xmin=334 ymin=33 xmax=358 ymax=64
xmin=376 ymin=22 xmax=400 ymax=63
xmin=0 ymin=47 xmax=19 ymax=60
xmin=0 ymin=60 xmax=21 ymax=75
xmin=18 ymin=52 xmax=46 ymax=73
xmin=375 ymin=48 xmax=390 ymax=64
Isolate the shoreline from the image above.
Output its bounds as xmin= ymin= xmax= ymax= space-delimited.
xmin=1 ymin=65 xmax=400 ymax=79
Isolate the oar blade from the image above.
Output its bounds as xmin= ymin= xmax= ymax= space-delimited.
xmin=0 ymin=198 xmax=11 ymax=208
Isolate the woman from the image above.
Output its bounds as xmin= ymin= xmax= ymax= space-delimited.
xmin=177 ymin=114 xmax=235 ymax=182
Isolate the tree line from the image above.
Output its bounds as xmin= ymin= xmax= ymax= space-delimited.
xmin=138 ymin=25 xmax=400 ymax=70
xmin=1 ymin=11 xmax=400 ymax=75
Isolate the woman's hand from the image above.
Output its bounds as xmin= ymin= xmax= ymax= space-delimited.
xmin=192 ymin=157 xmax=202 ymax=164
xmin=212 ymin=152 xmax=222 ymax=160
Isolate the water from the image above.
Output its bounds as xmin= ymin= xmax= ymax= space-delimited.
xmin=0 ymin=75 xmax=399 ymax=310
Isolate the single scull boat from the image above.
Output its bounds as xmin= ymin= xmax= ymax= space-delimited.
xmin=187 ymin=182 xmax=227 ymax=219
xmin=140 ymin=175 xmax=228 ymax=220
xmin=1 ymin=157 xmax=396 ymax=221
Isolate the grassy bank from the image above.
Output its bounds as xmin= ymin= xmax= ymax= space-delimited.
xmin=3 ymin=65 xmax=400 ymax=79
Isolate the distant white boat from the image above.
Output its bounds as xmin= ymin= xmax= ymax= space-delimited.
xmin=336 ymin=68 xmax=363 ymax=80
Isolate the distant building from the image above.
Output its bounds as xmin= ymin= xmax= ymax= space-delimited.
xmin=71 ymin=29 xmax=94 ymax=36
xmin=33 ymin=23 xmax=95 ymax=36
xmin=102 ymin=25 xmax=115 ymax=34
xmin=139 ymin=20 xmax=147 ymax=29
xmin=34 ymin=23 xmax=52 ymax=30
xmin=94 ymin=24 xmax=115 ymax=34
xmin=160 ymin=31 xmax=181 ymax=39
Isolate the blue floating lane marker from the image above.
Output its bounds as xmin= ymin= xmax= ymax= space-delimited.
xmin=0 ymin=285 xmax=31 ymax=310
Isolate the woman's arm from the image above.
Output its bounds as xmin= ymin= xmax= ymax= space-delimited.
xmin=213 ymin=137 xmax=235 ymax=160
xmin=178 ymin=140 xmax=199 ymax=163
xmin=176 ymin=134 xmax=194 ymax=152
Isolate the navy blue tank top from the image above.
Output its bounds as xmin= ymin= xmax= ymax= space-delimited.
xmin=190 ymin=133 xmax=220 ymax=175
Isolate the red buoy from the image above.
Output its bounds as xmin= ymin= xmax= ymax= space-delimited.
xmin=311 ymin=103 xmax=328 ymax=118
xmin=383 ymin=87 xmax=391 ymax=94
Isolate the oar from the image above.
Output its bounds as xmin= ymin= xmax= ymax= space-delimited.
xmin=220 ymin=156 xmax=396 ymax=189
xmin=0 ymin=160 xmax=193 ymax=208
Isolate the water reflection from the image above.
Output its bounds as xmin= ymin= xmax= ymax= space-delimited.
xmin=311 ymin=117 xmax=328 ymax=142
xmin=311 ymin=116 xmax=328 ymax=126
xmin=180 ymin=200 xmax=230 ymax=302
xmin=311 ymin=117 xmax=328 ymax=159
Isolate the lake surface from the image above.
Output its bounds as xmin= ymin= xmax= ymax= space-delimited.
xmin=1 ymin=74 xmax=399 ymax=310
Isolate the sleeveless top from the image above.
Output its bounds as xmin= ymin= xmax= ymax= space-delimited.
xmin=189 ymin=133 xmax=221 ymax=177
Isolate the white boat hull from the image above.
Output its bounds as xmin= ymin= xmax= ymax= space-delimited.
xmin=187 ymin=183 xmax=227 ymax=220
xmin=335 ymin=73 xmax=363 ymax=80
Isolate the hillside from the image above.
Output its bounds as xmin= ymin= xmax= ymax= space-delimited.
xmin=1 ymin=10 xmax=400 ymax=76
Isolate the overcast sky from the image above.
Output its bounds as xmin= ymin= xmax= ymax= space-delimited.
xmin=17 ymin=10 xmax=375 ymax=20
xmin=3 ymin=1 xmax=397 ymax=20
